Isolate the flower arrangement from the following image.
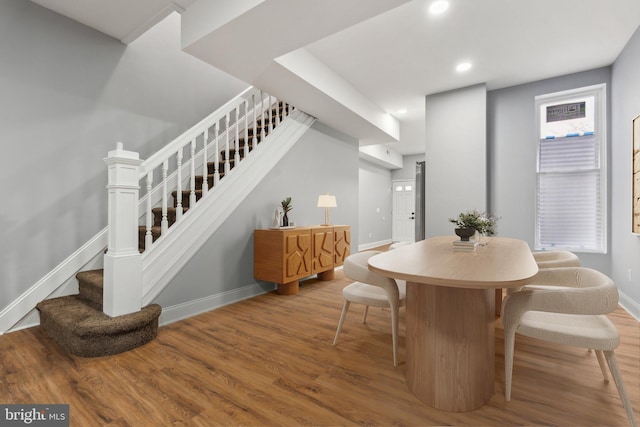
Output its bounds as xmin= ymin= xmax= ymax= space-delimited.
xmin=449 ymin=209 xmax=499 ymax=236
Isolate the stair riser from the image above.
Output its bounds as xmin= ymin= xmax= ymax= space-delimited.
xmin=171 ymin=190 xmax=203 ymax=209
xmin=151 ymin=207 xmax=189 ymax=228
xmin=138 ymin=227 xmax=161 ymax=250
xmin=76 ymin=270 xmax=104 ymax=308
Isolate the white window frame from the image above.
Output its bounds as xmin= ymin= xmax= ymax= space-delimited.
xmin=534 ymin=84 xmax=607 ymax=253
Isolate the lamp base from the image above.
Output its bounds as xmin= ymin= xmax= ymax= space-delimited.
xmin=323 ymin=208 xmax=331 ymax=227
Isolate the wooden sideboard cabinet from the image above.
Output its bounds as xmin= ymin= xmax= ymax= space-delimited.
xmin=254 ymin=225 xmax=351 ymax=295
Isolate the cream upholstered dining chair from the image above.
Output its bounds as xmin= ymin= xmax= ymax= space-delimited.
xmin=502 ymin=267 xmax=637 ymax=427
xmin=532 ymin=250 xmax=580 ymax=269
xmin=506 ymin=250 xmax=581 ymax=297
xmin=333 ymin=251 xmax=406 ymax=366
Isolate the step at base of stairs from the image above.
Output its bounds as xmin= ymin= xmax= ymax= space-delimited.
xmin=36 ymin=296 xmax=161 ymax=357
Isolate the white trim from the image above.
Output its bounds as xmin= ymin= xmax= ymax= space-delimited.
xmin=158 ymin=282 xmax=276 ymax=326
xmin=7 ymin=273 xmax=636 ymax=337
xmin=618 ymin=290 xmax=640 ymax=321
xmin=358 ymin=239 xmax=392 ymax=252
xmin=0 ymin=109 xmax=313 ymax=335
xmin=142 ymin=111 xmax=315 ymax=305
xmin=0 ymin=230 xmax=107 ymax=334
xmin=534 ymin=83 xmax=607 ymax=253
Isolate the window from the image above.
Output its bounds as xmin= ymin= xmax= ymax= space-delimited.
xmin=535 ymin=84 xmax=606 ymax=253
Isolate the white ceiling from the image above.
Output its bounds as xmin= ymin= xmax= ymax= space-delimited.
xmin=29 ymin=0 xmax=195 ymax=43
xmin=29 ymin=0 xmax=640 ymax=155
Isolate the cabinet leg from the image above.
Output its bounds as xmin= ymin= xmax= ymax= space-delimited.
xmin=277 ymin=281 xmax=299 ymax=295
xmin=317 ymin=270 xmax=335 ymax=281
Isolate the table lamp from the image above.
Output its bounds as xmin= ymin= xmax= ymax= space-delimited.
xmin=317 ymin=194 xmax=337 ymax=226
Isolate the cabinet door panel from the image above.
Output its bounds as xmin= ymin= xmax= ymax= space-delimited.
xmin=284 ymin=233 xmax=311 ymax=281
xmin=334 ymin=227 xmax=351 ymax=266
xmin=312 ymin=229 xmax=334 ymax=274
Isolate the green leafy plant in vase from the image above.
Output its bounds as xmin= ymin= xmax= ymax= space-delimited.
xmin=280 ymin=197 xmax=293 ymax=227
xmin=449 ymin=209 xmax=499 ymax=242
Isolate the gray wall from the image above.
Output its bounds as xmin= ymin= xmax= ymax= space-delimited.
xmin=155 ymin=122 xmax=359 ymax=305
xmin=611 ymin=26 xmax=640 ymax=310
xmin=358 ymin=159 xmax=392 ymax=249
xmin=425 ymin=84 xmax=487 ymax=237
xmin=391 ymin=154 xmax=426 ymax=181
xmin=487 ymin=67 xmax=612 ymax=274
xmin=0 ymin=0 xmax=247 ymax=311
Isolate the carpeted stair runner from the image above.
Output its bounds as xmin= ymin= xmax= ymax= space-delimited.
xmin=37 ymin=270 xmax=161 ymax=357
xmin=36 ymin=103 xmax=289 ymax=357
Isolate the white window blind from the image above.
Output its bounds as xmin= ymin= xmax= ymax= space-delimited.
xmin=535 ymin=85 xmax=606 ymax=253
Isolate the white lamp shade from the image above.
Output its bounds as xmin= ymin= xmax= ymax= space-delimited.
xmin=317 ymin=194 xmax=337 ymax=208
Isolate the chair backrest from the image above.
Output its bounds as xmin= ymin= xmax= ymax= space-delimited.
xmin=343 ymin=251 xmax=399 ymax=294
xmin=533 ymin=250 xmax=580 ymax=269
xmin=502 ymin=267 xmax=618 ymax=320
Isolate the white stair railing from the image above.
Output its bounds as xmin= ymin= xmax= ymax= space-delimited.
xmin=137 ymin=87 xmax=292 ymax=253
xmin=104 ymin=87 xmax=294 ymax=316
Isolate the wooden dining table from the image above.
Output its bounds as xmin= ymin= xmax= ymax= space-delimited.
xmin=368 ymin=235 xmax=538 ymax=412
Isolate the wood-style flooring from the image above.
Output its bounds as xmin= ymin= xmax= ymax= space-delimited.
xmin=1 ymin=270 xmax=638 ymax=426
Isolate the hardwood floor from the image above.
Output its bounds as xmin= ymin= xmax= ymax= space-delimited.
xmin=1 ymin=270 xmax=638 ymax=426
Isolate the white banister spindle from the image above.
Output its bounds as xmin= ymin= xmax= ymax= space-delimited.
xmin=234 ymin=105 xmax=241 ymax=165
xmin=244 ymin=100 xmax=249 ymax=156
xmin=189 ymin=139 xmax=196 ymax=207
xmin=261 ymin=91 xmax=266 ymax=141
xmin=213 ymin=122 xmax=220 ymax=185
xmin=201 ymin=129 xmax=209 ymax=196
xmin=161 ymin=159 xmax=169 ymax=235
xmin=145 ymin=172 xmax=153 ymax=251
xmin=275 ymin=98 xmax=281 ymax=127
xmin=252 ymin=94 xmax=258 ymax=147
xmin=268 ymin=95 xmax=274 ymax=133
xmin=103 ymin=142 xmax=143 ymax=317
xmin=176 ymin=147 xmax=183 ymax=222
xmin=225 ymin=113 xmax=231 ymax=175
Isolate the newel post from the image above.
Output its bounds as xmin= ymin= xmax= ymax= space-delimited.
xmin=103 ymin=142 xmax=143 ymax=317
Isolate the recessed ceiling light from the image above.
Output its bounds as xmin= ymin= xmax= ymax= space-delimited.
xmin=396 ymin=109 xmax=408 ymax=115
xmin=456 ymin=62 xmax=472 ymax=72
xmin=429 ymin=1 xmax=449 ymax=15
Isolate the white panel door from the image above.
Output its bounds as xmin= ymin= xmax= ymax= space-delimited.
xmin=392 ymin=180 xmax=416 ymax=242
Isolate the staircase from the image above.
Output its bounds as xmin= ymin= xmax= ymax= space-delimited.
xmin=36 ymin=271 xmax=161 ymax=357
xmin=139 ymin=104 xmax=281 ymax=250
xmin=35 ymin=93 xmax=306 ymax=357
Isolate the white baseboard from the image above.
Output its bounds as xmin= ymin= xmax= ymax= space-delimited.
xmin=358 ymin=239 xmax=392 ymax=252
xmin=0 ymin=232 xmax=107 ymax=335
xmin=158 ymin=282 xmax=276 ymax=326
xmin=4 ymin=282 xmax=276 ymax=333
xmin=618 ymin=290 xmax=640 ymax=321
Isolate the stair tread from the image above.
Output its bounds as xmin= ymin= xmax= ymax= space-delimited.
xmin=37 ymin=295 xmax=161 ymax=337
xmin=139 ymin=225 xmax=162 ymax=232
xmin=151 ymin=207 xmax=189 ymax=213
xmin=76 ymin=269 xmax=104 ymax=288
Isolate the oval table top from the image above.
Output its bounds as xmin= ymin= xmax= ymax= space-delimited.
xmin=368 ymin=235 xmax=538 ymax=289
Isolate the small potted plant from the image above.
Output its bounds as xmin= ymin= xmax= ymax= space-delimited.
xmin=449 ymin=209 xmax=499 ymax=241
xmin=280 ymin=197 xmax=293 ymax=227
